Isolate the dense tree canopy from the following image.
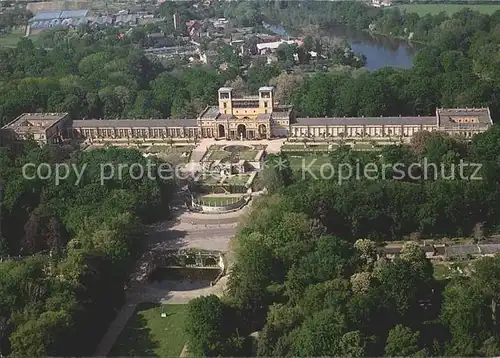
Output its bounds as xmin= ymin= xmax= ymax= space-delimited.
xmin=0 ymin=141 xmax=174 ymax=355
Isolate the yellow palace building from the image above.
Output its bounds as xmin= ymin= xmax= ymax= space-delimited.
xmin=0 ymin=87 xmax=493 ymax=146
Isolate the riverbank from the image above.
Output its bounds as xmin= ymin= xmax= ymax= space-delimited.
xmin=369 ymin=29 xmax=427 ymax=46
xmin=264 ymin=20 xmax=419 ymax=70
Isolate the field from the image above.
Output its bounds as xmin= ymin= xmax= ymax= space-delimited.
xmin=397 ymin=4 xmax=500 ymax=16
xmin=110 ymin=303 xmax=189 ymax=357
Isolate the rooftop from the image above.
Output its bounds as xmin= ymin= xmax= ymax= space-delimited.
xmin=437 ymin=108 xmax=492 ymax=127
xmin=199 ymin=106 xmax=220 ymax=120
xmin=292 ymin=116 xmax=437 ymax=126
xmin=445 ymin=244 xmax=480 ymax=256
xmin=256 ymin=40 xmax=295 ymax=50
xmin=256 ymin=113 xmax=271 ymax=122
xmin=72 ymin=118 xmax=197 ymax=128
xmin=2 ymin=113 xmax=68 ymax=134
xmin=30 ymin=9 xmax=88 ymax=21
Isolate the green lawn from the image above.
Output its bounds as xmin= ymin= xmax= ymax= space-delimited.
xmin=153 ymin=145 xmax=194 ymax=153
xmin=397 ymin=4 xmax=500 ymax=16
xmin=433 ymin=263 xmax=451 ymax=281
xmin=0 ymin=29 xmax=39 ymax=48
xmin=208 ymin=150 xmax=258 ymax=161
xmin=308 ymin=144 xmax=332 ymax=150
xmin=142 ymin=145 xmax=193 ymax=164
xmin=352 ymin=143 xmax=381 ymax=150
xmin=282 ymin=143 xmax=337 ymax=152
xmin=238 ymin=151 xmax=258 ymax=160
xmin=197 ymin=175 xmax=221 ymax=185
xmin=207 ymin=151 xmax=229 ymax=160
xmin=0 ymin=32 xmax=25 ymax=47
xmin=110 ymin=303 xmax=189 ymax=357
xmin=223 ymin=174 xmax=251 ymax=185
xmin=288 ymin=155 xmax=332 ymax=172
xmin=208 ymin=144 xmax=225 ymax=151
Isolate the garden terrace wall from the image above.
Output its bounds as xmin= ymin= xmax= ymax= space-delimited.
xmin=191 ymin=196 xmax=249 ymax=214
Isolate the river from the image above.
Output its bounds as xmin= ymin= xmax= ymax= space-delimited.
xmin=263 ymin=23 xmax=419 ymax=70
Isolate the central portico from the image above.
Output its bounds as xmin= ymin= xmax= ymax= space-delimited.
xmin=197 ymin=86 xmax=292 ymax=140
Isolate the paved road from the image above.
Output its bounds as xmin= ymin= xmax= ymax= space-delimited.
xmin=148 ymin=222 xmax=237 ymax=252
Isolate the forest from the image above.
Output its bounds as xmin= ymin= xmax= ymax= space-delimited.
xmin=0 ymin=141 xmax=174 ymax=355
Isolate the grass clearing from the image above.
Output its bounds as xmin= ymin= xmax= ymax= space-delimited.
xmin=0 ymin=32 xmax=24 ymax=47
xmin=397 ymin=4 xmax=500 ymax=16
xmin=0 ymin=29 xmax=39 ymax=48
xmin=110 ymin=303 xmax=189 ymax=357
